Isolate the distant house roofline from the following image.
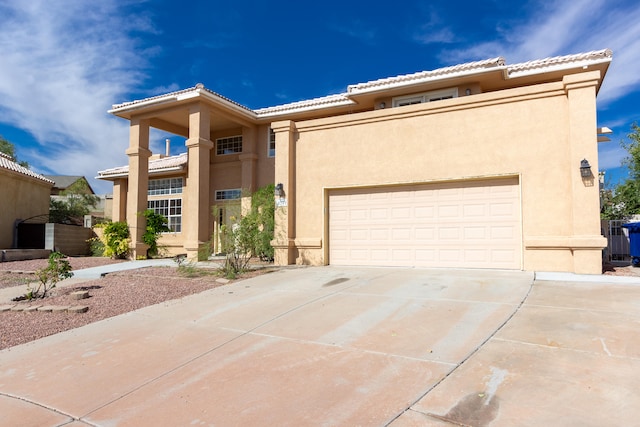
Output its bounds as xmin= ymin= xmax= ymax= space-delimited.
xmin=0 ymin=152 xmax=54 ymax=185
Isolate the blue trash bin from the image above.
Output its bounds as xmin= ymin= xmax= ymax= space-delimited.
xmin=622 ymin=222 xmax=640 ymax=266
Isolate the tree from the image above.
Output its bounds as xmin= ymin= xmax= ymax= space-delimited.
xmin=0 ymin=136 xmax=29 ymax=168
xmin=25 ymin=252 xmax=73 ymax=299
xmin=49 ymin=179 xmax=100 ymax=223
xmin=601 ymin=123 xmax=640 ymax=219
xmin=211 ymin=184 xmax=276 ymax=278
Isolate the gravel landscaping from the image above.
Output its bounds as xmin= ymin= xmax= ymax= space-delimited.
xmin=0 ymin=257 xmax=274 ymax=350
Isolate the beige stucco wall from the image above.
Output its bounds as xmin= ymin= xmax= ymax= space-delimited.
xmin=273 ymin=71 xmax=605 ymax=274
xmin=0 ymin=171 xmax=52 ymax=249
xmin=130 ymin=124 xmax=275 ymax=258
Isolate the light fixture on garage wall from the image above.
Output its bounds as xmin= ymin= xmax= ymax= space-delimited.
xmin=274 ymin=183 xmax=284 ymax=198
xmin=379 ymin=102 xmax=386 ymax=109
xmin=580 ymin=159 xmax=592 ymax=178
xmin=465 ymin=88 xmax=472 ymax=95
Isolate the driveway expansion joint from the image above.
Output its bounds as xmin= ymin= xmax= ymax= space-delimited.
xmin=384 ymin=275 xmax=536 ymax=426
xmin=0 ymin=391 xmax=97 ymax=426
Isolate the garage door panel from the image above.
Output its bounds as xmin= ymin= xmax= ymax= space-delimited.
xmin=329 ymin=178 xmax=521 ymax=269
xmin=464 ymin=226 xmax=487 ymax=240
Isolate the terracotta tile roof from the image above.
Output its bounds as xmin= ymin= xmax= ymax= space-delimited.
xmin=0 ymin=152 xmax=54 ymax=184
xmin=506 ymin=49 xmax=613 ymax=77
xmin=254 ymin=94 xmax=356 ymax=116
xmin=109 ymin=50 xmax=612 ymax=118
xmin=97 ymin=152 xmax=188 ymax=178
xmin=110 ymin=84 xmax=255 ymax=116
xmin=347 ymin=57 xmax=506 ymax=95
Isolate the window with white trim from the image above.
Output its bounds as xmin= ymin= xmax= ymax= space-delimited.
xmin=148 ymin=178 xmax=183 ymax=196
xmin=215 ymin=189 xmax=242 ymax=201
xmin=216 ymin=135 xmax=242 ymax=155
xmin=147 ymin=199 xmax=182 ymax=232
xmin=268 ymin=128 xmax=276 ymax=157
xmin=392 ymin=88 xmax=458 ymax=107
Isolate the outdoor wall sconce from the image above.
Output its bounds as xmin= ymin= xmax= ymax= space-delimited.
xmin=580 ymin=159 xmax=592 ymax=178
xmin=274 ymin=183 xmax=284 ymax=197
xmin=379 ymin=102 xmax=386 ymax=109
xmin=465 ymin=88 xmax=472 ymax=95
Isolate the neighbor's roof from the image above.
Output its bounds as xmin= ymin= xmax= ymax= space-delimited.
xmin=97 ymin=152 xmax=188 ymax=179
xmin=109 ymin=49 xmax=612 ymax=118
xmin=0 ymin=152 xmax=54 ymax=184
xmin=42 ymin=175 xmax=94 ymax=192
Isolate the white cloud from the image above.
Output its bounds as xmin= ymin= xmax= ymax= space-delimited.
xmin=412 ymin=7 xmax=456 ymax=45
xmin=0 ymin=0 xmax=159 ymax=193
xmin=439 ymin=0 xmax=640 ymax=106
xmin=438 ymin=0 xmax=640 ymax=177
xmin=329 ymin=20 xmax=377 ymax=44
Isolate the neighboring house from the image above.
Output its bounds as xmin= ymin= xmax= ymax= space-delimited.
xmin=43 ymin=175 xmax=111 ymax=220
xmin=42 ymin=175 xmax=95 ymax=195
xmin=98 ymin=49 xmax=612 ymax=274
xmin=0 ymin=152 xmax=54 ymax=248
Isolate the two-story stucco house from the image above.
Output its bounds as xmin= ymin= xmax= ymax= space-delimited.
xmin=98 ymin=49 xmax=612 ymax=274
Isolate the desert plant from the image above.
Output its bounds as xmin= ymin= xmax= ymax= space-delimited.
xmin=88 ymin=235 xmax=105 ymax=257
xmin=245 ymin=184 xmax=275 ymax=261
xmin=102 ymin=221 xmax=131 ymax=259
xmin=26 ymin=252 xmax=74 ymax=299
xmin=141 ymin=209 xmax=170 ymax=257
xmin=208 ymin=184 xmax=276 ymax=278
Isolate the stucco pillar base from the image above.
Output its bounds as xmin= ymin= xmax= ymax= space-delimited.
xmin=184 ymin=241 xmax=207 ymax=262
xmin=130 ymin=242 xmax=150 ymax=260
xmin=272 ymin=239 xmax=295 ymax=265
xmin=573 ymin=249 xmax=605 ymax=275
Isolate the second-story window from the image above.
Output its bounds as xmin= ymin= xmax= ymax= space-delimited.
xmin=216 ymin=135 xmax=243 ymax=155
xmin=268 ymin=128 xmax=276 ymax=157
xmin=392 ymin=88 xmax=458 ymax=108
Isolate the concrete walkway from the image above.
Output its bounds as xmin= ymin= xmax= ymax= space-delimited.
xmin=0 ymin=266 xmax=639 ymax=426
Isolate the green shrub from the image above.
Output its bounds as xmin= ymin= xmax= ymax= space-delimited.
xmin=141 ymin=209 xmax=170 ymax=258
xmin=88 ymin=236 xmax=105 ymax=257
xmin=210 ymin=184 xmax=276 ymax=279
xmin=102 ymin=221 xmax=131 ymax=259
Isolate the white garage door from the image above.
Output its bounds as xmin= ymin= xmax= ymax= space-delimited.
xmin=329 ymin=178 xmax=521 ymax=269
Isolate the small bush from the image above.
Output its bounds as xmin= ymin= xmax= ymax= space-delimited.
xmin=88 ymin=236 xmax=105 ymax=257
xmin=102 ymin=221 xmax=131 ymax=259
xmin=141 ymin=209 xmax=170 ymax=258
xmin=26 ymin=252 xmax=74 ymax=299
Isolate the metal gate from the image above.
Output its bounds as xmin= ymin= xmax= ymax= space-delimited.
xmin=602 ymin=220 xmax=630 ymax=262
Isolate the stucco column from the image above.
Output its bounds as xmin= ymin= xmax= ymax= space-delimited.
xmin=125 ymin=118 xmax=151 ymax=259
xmin=564 ymin=71 xmax=607 ymax=274
xmin=184 ymin=103 xmax=213 ymax=260
xmin=271 ymin=120 xmax=296 ymax=265
xmin=239 ymin=126 xmax=258 ymax=214
xmin=112 ymin=178 xmax=127 ymax=221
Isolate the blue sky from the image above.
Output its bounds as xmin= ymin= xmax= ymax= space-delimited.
xmin=0 ymin=0 xmax=638 ymax=194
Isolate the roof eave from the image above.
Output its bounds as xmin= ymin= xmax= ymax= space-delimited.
xmin=97 ymin=165 xmax=185 ymax=181
xmin=109 ymin=88 xmax=258 ymax=121
xmin=506 ymin=56 xmax=612 ymax=80
xmin=255 ymin=99 xmax=357 ymax=119
xmin=348 ymin=66 xmax=507 ymax=97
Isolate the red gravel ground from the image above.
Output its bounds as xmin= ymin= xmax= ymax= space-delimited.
xmin=0 ymin=257 xmax=274 ymax=350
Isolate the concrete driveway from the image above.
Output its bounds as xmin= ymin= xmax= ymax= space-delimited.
xmin=0 ymin=266 xmax=638 ymax=426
